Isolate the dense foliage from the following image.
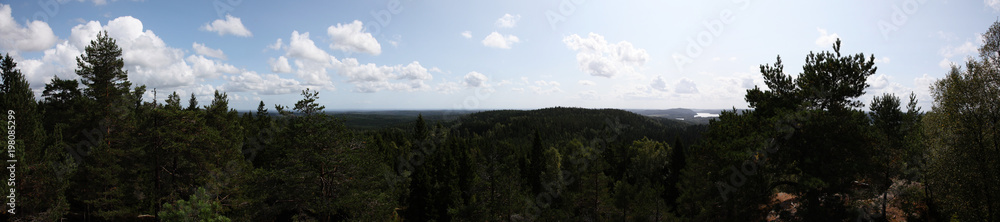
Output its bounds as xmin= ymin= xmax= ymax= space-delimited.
xmin=1 ymin=20 xmax=999 ymax=222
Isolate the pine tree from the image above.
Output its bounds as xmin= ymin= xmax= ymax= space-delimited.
xmin=187 ymin=93 xmax=199 ymax=111
xmin=76 ymin=31 xmax=130 ymax=109
xmin=165 ymin=92 xmax=182 ymax=110
xmin=2 ymin=53 xmax=72 ymax=220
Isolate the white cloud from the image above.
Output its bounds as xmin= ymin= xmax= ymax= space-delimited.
xmin=223 ymin=70 xmax=305 ymax=95
xmin=294 ymin=59 xmax=333 ymax=88
xmin=200 ymin=14 xmax=252 ymax=37
xmin=988 ymin=0 xmax=1000 ymax=11
xmin=101 ymin=16 xmax=202 ymax=88
xmin=286 ymin=31 xmax=331 ymax=63
xmin=482 ymin=32 xmax=519 ymax=49
xmin=867 ymin=74 xmax=890 ymax=90
xmin=17 ymin=41 xmax=84 ymax=88
xmin=269 ymin=56 xmax=292 ymax=73
xmin=329 ymin=57 xmax=434 ymax=93
xmin=0 ymin=4 xmax=58 ymax=53
xmin=578 ymin=80 xmax=596 ymax=86
xmin=192 ymin=42 xmax=227 ymax=60
xmin=874 ymin=57 xmax=890 ymax=64
xmin=268 ymin=38 xmax=284 ymax=50
xmin=496 ymin=14 xmax=521 ymax=28
xmin=327 ymin=20 xmax=381 ymax=55
xmin=939 ymin=58 xmax=953 ymax=69
xmin=815 ymin=28 xmax=840 ymax=47
xmin=435 ymin=81 xmax=463 ymax=94
xmin=464 ymin=71 xmax=488 ymax=87
xmin=529 ymin=80 xmax=562 ymax=95
xmin=914 ymin=74 xmax=936 ymax=90
xmin=674 ymin=78 xmax=699 ymax=94
xmin=650 ymin=76 xmax=669 ymax=92
xmin=496 ymin=79 xmax=512 ymax=86
xmin=563 ymin=33 xmax=649 ymax=78
xmin=186 ymin=55 xmax=239 ymax=80
xmin=397 ymin=61 xmax=433 ymax=80
xmin=461 ymin=31 xmax=472 ymax=39
xmin=940 ymin=41 xmax=977 ymax=58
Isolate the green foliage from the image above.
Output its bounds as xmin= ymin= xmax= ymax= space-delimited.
xmin=923 ymin=24 xmax=1000 ymax=220
xmin=158 ymin=187 xmax=232 ymax=222
xmin=22 ymin=24 xmax=1000 ymax=221
xmin=75 ymin=31 xmax=131 ymax=107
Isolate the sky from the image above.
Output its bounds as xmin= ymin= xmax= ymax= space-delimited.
xmin=0 ymin=0 xmax=996 ymax=111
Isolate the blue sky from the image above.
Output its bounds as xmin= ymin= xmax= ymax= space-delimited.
xmin=0 ymin=0 xmax=996 ymax=111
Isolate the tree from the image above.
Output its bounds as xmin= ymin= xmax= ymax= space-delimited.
xmin=187 ymin=93 xmax=199 ymax=111
xmin=2 ymin=53 xmax=72 ymax=220
xmin=76 ymin=31 xmax=131 ymax=107
xmin=158 ymin=187 xmax=231 ymax=222
xmin=528 ymin=131 xmax=545 ymax=194
xmin=924 ymin=22 xmax=1000 ymax=220
xmin=293 ymin=88 xmax=325 ymax=116
xmin=869 ymin=93 xmax=905 ymax=217
xmin=666 ymin=137 xmax=685 ymax=212
xmin=681 ymin=39 xmax=878 ymax=220
xmin=165 ymin=92 xmax=182 ymax=110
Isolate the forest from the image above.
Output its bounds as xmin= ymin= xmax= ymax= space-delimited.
xmin=0 ymin=19 xmax=998 ymax=222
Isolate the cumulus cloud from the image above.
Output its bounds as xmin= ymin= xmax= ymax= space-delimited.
xmin=482 ymin=32 xmax=519 ymax=49
xmin=223 ymin=70 xmax=305 ymax=95
xmin=578 ymin=80 xmax=596 ymax=86
xmin=327 ymin=20 xmax=381 ymax=55
xmin=529 ymin=80 xmax=562 ymax=95
xmin=868 ymin=74 xmax=890 ymax=90
xmin=496 ymin=14 xmax=521 ymax=28
xmin=0 ymin=4 xmax=58 ymax=53
xmin=939 ymin=58 xmax=954 ymax=69
xmin=192 ymin=42 xmax=226 ymax=60
xmin=286 ymin=31 xmax=331 ymax=63
xmin=330 ymin=57 xmax=434 ymax=93
xmin=988 ymin=0 xmax=1000 ymax=11
xmin=267 ymin=38 xmax=284 ymax=50
xmin=815 ymin=28 xmax=840 ymax=47
xmin=200 ymin=14 xmax=252 ymax=37
xmin=187 ymin=55 xmax=239 ymax=79
xmin=674 ymin=78 xmax=699 ymax=94
xmin=20 ymin=16 xmax=243 ymax=90
xmin=563 ymin=33 xmax=649 ymax=78
xmin=464 ymin=71 xmax=488 ymax=87
xmin=650 ymin=76 xmax=669 ymax=92
xmin=940 ymin=41 xmax=977 ymax=58
xmin=461 ymin=31 xmax=472 ymax=39
xmin=269 ymin=56 xmax=292 ymax=73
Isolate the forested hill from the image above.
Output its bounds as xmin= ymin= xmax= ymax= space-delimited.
xmin=449 ymin=107 xmax=704 ymax=146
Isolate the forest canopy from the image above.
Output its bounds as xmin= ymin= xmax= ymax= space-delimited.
xmin=1 ymin=20 xmax=999 ymax=222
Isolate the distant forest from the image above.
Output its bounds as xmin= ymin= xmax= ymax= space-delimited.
xmin=1 ymin=21 xmax=999 ymax=222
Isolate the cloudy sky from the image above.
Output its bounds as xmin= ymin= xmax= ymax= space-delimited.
xmin=0 ymin=0 xmax=996 ymax=110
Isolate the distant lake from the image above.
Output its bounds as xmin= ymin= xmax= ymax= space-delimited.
xmin=694 ymin=112 xmax=720 ymax=118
